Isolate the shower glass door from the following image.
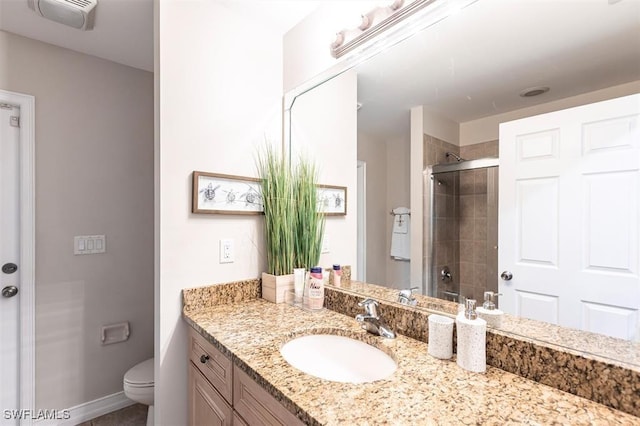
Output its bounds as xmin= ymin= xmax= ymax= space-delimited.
xmin=429 ymin=159 xmax=499 ymax=305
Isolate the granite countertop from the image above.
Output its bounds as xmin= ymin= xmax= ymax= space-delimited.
xmin=183 ymin=298 xmax=638 ymax=425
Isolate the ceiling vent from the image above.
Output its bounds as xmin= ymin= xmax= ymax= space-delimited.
xmin=27 ymin=0 xmax=97 ymax=31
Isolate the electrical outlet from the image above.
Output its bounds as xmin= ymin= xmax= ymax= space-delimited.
xmin=321 ymin=234 xmax=330 ymax=254
xmin=219 ymin=239 xmax=234 ymax=263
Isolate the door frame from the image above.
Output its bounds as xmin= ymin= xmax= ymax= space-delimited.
xmin=1 ymin=89 xmax=35 ymax=422
xmin=357 ymin=161 xmax=366 ymax=282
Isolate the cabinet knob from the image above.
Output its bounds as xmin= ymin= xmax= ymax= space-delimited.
xmin=200 ymin=354 xmax=210 ymax=364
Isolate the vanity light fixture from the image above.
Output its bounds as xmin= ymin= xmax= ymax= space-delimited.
xmin=330 ymin=0 xmax=479 ymax=59
xmin=519 ymin=86 xmax=550 ymax=98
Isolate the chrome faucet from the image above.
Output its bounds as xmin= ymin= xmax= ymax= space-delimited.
xmin=397 ymin=286 xmax=419 ymax=306
xmin=355 ymin=298 xmax=396 ymax=339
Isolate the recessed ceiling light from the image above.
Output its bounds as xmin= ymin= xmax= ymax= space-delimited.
xmin=519 ymin=86 xmax=550 ymax=98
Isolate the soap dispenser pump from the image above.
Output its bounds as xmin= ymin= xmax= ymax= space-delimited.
xmin=476 ymin=291 xmax=504 ymax=328
xmin=456 ymin=299 xmax=487 ymax=373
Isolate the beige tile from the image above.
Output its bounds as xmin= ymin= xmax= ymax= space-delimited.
xmin=473 ymin=241 xmax=487 ymax=264
xmin=459 ymin=240 xmax=474 ymax=263
xmin=459 ymin=195 xmax=475 ymax=218
xmin=474 ymin=169 xmax=487 ymax=194
xmin=83 ymin=404 xmax=147 ymax=426
xmin=459 ymin=216 xmax=474 ymax=240
xmin=459 ymin=170 xmax=474 ymax=195
xmin=460 ymin=262 xmax=474 ymax=285
xmin=474 ymin=218 xmax=487 ymax=241
xmin=474 ymin=194 xmax=487 ymax=218
xmin=473 ymin=263 xmax=487 ymax=288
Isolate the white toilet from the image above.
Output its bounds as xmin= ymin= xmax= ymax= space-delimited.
xmin=123 ymin=358 xmax=154 ymax=426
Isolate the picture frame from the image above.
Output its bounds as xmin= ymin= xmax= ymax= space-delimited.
xmin=317 ymin=184 xmax=347 ymax=216
xmin=192 ymin=171 xmax=263 ymax=215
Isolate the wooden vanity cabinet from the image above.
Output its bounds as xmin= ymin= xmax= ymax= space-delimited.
xmin=188 ymin=328 xmax=304 ymax=426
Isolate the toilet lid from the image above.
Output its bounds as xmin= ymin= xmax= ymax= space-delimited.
xmin=124 ymin=358 xmax=154 ymax=387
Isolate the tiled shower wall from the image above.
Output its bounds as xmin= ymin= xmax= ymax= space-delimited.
xmin=459 ymin=140 xmax=499 ymax=303
xmin=424 ymin=136 xmax=499 ymax=303
xmin=423 ymin=134 xmax=463 ymax=300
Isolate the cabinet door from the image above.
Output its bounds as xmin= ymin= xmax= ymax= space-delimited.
xmin=189 ymin=362 xmax=233 ymax=426
xmin=189 ymin=328 xmax=233 ymax=403
xmin=233 ymin=412 xmax=248 ymax=426
xmin=233 ymin=366 xmax=304 ymax=426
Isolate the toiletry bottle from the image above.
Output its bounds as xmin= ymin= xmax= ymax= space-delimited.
xmin=293 ymin=268 xmax=306 ymax=304
xmin=455 ymin=299 xmax=487 ymax=373
xmin=306 ymin=266 xmax=324 ymax=310
xmin=332 ymin=264 xmax=342 ymax=287
xmin=476 ymin=291 xmax=503 ymax=328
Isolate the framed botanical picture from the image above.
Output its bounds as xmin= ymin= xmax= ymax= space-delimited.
xmin=317 ymin=184 xmax=347 ymax=216
xmin=192 ymin=171 xmax=263 ymax=215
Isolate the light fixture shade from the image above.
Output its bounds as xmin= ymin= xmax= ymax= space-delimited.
xmin=27 ymin=0 xmax=97 ymax=31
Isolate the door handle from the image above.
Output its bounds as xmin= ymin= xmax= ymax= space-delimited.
xmin=500 ymin=271 xmax=513 ymax=281
xmin=2 ymin=263 xmax=18 ymax=274
xmin=2 ymin=286 xmax=18 ymax=298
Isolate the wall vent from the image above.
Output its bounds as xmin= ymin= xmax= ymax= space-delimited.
xmin=27 ymin=0 xmax=98 ymax=31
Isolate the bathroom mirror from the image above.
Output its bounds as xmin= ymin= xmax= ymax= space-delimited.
xmin=286 ymin=0 xmax=640 ymax=362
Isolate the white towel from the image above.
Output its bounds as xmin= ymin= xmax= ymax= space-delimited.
xmin=390 ymin=207 xmax=411 ymax=260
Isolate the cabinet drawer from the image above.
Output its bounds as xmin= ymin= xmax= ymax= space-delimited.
xmin=233 ymin=366 xmax=304 ymax=426
xmin=189 ymin=362 xmax=233 ymax=426
xmin=189 ymin=328 xmax=233 ymax=403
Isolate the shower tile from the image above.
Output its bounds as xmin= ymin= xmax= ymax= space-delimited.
xmin=435 ymin=194 xmax=448 ymax=217
xmin=460 ymin=171 xmax=474 ymax=195
xmin=459 ymin=216 xmax=474 ymax=240
xmin=459 ymin=241 xmax=474 ymax=263
xmin=474 ymin=194 xmax=487 ymax=218
xmin=473 ymin=263 xmax=487 ymax=288
xmin=460 ymin=262 xmax=474 ymax=285
xmin=474 ymin=218 xmax=487 ymax=241
xmin=459 ymin=195 xmax=475 ymax=218
xmin=473 ymin=241 xmax=487 ymax=264
xmin=474 ymin=170 xmax=487 ymax=194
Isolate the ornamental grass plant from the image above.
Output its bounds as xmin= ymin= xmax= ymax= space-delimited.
xmin=256 ymin=145 xmax=295 ymax=276
xmin=256 ymin=145 xmax=324 ymax=275
xmin=293 ymin=159 xmax=325 ymax=270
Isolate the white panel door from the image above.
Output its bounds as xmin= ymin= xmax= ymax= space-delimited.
xmin=499 ymin=94 xmax=640 ymax=340
xmin=1 ymin=105 xmax=21 ymax=425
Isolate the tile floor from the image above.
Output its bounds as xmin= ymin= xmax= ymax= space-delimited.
xmin=77 ymin=403 xmax=147 ymax=426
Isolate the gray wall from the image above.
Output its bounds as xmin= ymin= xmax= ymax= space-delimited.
xmin=0 ymin=31 xmax=154 ymax=409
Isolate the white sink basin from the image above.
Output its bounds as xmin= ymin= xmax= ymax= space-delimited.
xmin=280 ymin=334 xmax=397 ymax=383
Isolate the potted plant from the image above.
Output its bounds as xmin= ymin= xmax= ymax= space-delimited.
xmin=292 ymin=158 xmax=324 ymax=271
xmin=257 ymin=145 xmax=324 ymax=303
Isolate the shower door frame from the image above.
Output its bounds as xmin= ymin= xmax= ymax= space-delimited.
xmin=428 ymin=157 xmax=499 ymax=300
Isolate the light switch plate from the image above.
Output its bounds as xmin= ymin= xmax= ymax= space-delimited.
xmin=74 ymin=235 xmax=106 ymax=255
xmin=321 ymin=234 xmax=330 ymax=254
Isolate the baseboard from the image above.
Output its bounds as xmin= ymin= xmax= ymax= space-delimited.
xmin=35 ymin=391 xmax=135 ymax=426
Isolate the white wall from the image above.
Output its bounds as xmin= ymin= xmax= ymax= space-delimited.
xmin=460 ymin=80 xmax=640 ymax=145
xmin=385 ymin=133 xmax=411 ymax=288
xmin=357 ymin=131 xmax=387 ymax=284
xmin=156 ymin=1 xmax=283 ymax=423
xmin=0 ymin=31 xmax=154 ymax=409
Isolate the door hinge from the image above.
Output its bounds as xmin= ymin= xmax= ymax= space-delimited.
xmin=9 ymin=116 xmax=20 ymax=128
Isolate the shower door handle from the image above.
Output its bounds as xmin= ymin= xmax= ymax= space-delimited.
xmin=500 ymin=271 xmax=513 ymax=281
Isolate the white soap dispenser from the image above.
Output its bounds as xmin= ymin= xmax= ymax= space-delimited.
xmin=476 ymin=291 xmax=504 ymax=328
xmin=456 ymin=299 xmax=486 ymax=373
